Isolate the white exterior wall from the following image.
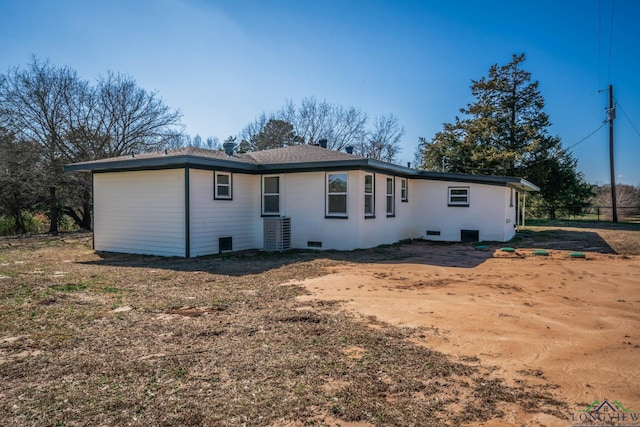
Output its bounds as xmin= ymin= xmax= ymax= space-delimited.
xmin=503 ymin=188 xmax=518 ymax=241
xmin=356 ymin=172 xmax=413 ymax=249
xmin=411 ymin=180 xmax=514 ymax=242
xmin=278 ymin=171 xmax=359 ymax=251
xmin=189 ymin=170 xmax=260 ymax=257
xmin=93 ymin=169 xmax=186 ymax=257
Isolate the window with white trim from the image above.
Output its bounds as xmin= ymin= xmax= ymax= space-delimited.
xmin=262 ymin=176 xmax=280 ymax=215
xmin=214 ymin=172 xmax=232 ymax=200
xmin=364 ymin=173 xmax=374 ymax=217
xmin=400 ymin=178 xmax=408 ymax=202
xmin=326 ymin=173 xmax=348 ymax=217
xmin=448 ymin=187 xmax=470 ymax=207
xmin=386 ymin=177 xmax=395 ymax=216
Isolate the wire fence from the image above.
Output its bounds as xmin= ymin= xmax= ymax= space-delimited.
xmin=536 ymin=205 xmax=640 ymax=223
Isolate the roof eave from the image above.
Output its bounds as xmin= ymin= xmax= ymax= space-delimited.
xmin=64 ymin=155 xmax=260 ymax=173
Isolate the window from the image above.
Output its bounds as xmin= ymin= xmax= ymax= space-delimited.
xmin=364 ymin=174 xmax=374 ymax=217
xmin=386 ymin=177 xmax=395 ymax=216
xmin=214 ymin=172 xmax=232 ymax=200
xmin=448 ymin=187 xmax=470 ymax=207
xmin=326 ymin=173 xmax=348 ymax=217
xmin=401 ymin=178 xmax=408 ymax=202
xmin=262 ymin=176 xmax=280 ymax=215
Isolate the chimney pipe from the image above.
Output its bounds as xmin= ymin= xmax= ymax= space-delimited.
xmin=318 ymin=139 xmax=327 ymax=149
xmin=345 ymin=146 xmax=353 ymax=154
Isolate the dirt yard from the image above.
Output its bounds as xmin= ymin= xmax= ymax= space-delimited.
xmin=296 ymin=243 xmax=640 ymax=425
xmin=1 ymin=223 xmax=639 ymax=426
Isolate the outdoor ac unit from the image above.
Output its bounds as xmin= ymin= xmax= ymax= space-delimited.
xmin=263 ymin=217 xmax=291 ymax=251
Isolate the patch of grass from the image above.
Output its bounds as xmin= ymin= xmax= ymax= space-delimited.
xmin=50 ymin=282 xmax=87 ymax=292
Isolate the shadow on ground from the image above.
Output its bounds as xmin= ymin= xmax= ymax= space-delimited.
xmin=513 ymin=229 xmax=617 ymax=253
xmin=81 ymin=240 xmax=500 ymax=275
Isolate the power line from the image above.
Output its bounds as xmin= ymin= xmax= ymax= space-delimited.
xmin=563 ymin=121 xmax=607 ymax=152
xmin=615 ymin=99 xmax=640 ymax=140
xmin=598 ymin=0 xmax=602 ymax=88
xmin=607 ymin=0 xmax=615 ymax=83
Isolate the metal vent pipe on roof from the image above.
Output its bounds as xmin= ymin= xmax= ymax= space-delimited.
xmin=345 ymin=146 xmax=353 ymax=154
xmin=223 ymin=142 xmax=236 ymax=157
xmin=318 ymin=139 xmax=327 ymax=148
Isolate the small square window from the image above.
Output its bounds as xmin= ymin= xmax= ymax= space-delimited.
xmin=214 ymin=172 xmax=232 ymax=200
xmin=448 ymin=187 xmax=469 ymax=207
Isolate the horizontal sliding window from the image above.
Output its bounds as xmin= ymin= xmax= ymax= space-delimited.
xmin=448 ymin=187 xmax=469 ymax=207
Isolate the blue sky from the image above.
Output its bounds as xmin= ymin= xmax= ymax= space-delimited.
xmin=1 ymin=0 xmax=638 ymax=185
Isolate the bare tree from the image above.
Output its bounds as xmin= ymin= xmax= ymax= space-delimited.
xmin=355 ymin=114 xmax=404 ymax=162
xmin=93 ymin=72 xmax=183 ymax=157
xmin=0 ymin=57 xmax=85 ymax=234
xmin=240 ymin=97 xmax=369 ymax=152
xmin=278 ymin=97 xmax=368 ymax=150
xmin=0 ymin=58 xmax=184 ymax=233
xmin=0 ymin=130 xmax=45 ymax=234
xmin=206 ymin=136 xmax=219 ymax=150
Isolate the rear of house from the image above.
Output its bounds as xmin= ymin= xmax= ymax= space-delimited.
xmin=66 ymin=145 xmax=538 ymax=258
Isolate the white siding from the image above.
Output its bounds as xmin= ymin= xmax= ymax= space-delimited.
xmin=93 ymin=169 xmax=186 ymax=257
xmin=279 ymin=171 xmax=359 ymax=251
xmin=189 ymin=170 xmax=260 ymax=257
xmin=411 ymin=180 xmax=514 ymax=242
xmin=356 ymin=173 xmax=413 ymax=249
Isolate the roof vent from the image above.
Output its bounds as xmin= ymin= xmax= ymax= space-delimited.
xmin=318 ymin=139 xmax=327 ymax=149
xmin=223 ymin=142 xmax=236 ymax=157
xmin=345 ymin=146 xmax=353 ymax=154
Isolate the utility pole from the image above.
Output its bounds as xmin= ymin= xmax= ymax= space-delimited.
xmin=608 ymin=84 xmax=618 ymax=223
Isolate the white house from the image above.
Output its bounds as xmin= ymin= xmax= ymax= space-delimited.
xmin=64 ymin=144 xmax=538 ymax=258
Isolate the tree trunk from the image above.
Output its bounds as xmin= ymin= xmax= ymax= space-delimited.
xmin=82 ymin=201 xmax=92 ymax=231
xmin=49 ymin=186 xmax=59 ymax=235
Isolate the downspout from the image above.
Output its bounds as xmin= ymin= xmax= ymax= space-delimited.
xmin=523 ymin=192 xmax=526 ymax=228
xmin=92 ymin=172 xmax=95 ymax=250
xmin=185 ymin=167 xmax=190 ymax=258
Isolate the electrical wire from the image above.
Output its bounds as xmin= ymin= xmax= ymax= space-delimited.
xmin=607 ymin=0 xmax=615 ymax=83
xmin=563 ymin=121 xmax=607 ymax=152
xmin=615 ymin=99 xmax=640 ymax=140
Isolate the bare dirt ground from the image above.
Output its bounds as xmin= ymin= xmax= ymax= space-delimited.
xmin=0 ymin=223 xmax=638 ymax=426
xmin=296 ymin=241 xmax=640 ymax=425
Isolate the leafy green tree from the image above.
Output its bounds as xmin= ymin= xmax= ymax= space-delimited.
xmin=417 ymin=53 xmax=593 ymax=218
xmin=243 ymin=119 xmax=302 ymax=151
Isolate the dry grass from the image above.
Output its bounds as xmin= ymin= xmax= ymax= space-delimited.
xmin=0 ymin=233 xmax=573 ymax=426
xmin=517 ymin=221 xmax=640 ymax=255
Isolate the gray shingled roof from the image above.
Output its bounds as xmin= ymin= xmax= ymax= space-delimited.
xmin=64 ymin=144 xmax=539 ymax=192
xmin=247 ymin=144 xmax=365 ymax=164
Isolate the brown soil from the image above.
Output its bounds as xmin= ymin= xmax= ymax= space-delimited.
xmin=296 ymin=236 xmax=640 ymax=425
